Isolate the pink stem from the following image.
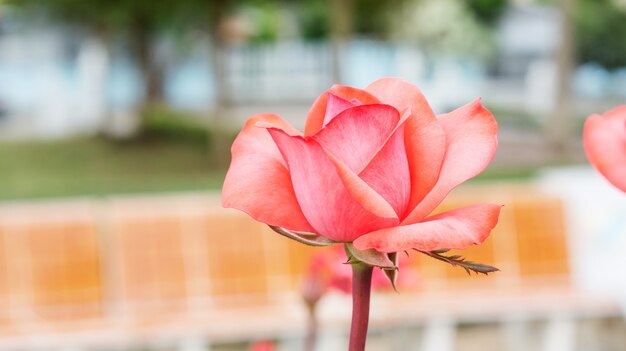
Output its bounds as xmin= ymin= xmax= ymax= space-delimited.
xmin=348 ymin=263 xmax=373 ymax=351
xmin=304 ymin=302 xmax=318 ymax=351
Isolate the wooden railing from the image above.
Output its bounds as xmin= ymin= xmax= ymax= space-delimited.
xmin=0 ymin=184 xmax=613 ymax=350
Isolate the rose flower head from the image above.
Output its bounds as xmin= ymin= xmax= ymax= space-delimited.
xmin=222 ymin=77 xmax=502 ymax=275
xmin=583 ymin=106 xmax=626 ymax=193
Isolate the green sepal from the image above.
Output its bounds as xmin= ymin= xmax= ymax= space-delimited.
xmin=268 ymin=225 xmax=336 ymax=247
xmin=382 ymin=252 xmax=399 ymax=292
xmin=344 ymin=243 xmax=396 ymax=270
xmin=419 ymin=249 xmax=500 ymax=275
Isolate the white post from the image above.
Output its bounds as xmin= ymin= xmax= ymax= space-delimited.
xmin=542 ymin=315 xmax=576 ymax=351
xmin=421 ymin=318 xmax=456 ymax=351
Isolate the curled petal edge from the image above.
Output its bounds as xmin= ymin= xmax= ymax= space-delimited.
xmin=354 ymin=204 xmax=503 ymax=253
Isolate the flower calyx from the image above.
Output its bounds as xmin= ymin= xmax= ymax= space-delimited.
xmin=268 ymin=225 xmax=336 ymax=247
xmin=345 ymin=243 xmax=399 ymax=290
xmin=345 ymin=243 xmax=396 ymax=269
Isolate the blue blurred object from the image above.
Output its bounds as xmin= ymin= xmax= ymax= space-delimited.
xmin=106 ymin=56 xmax=144 ymax=109
xmin=165 ymin=57 xmax=214 ymax=110
xmin=609 ymin=67 xmax=626 ymax=98
xmin=342 ymin=39 xmax=396 ymax=88
xmin=573 ymin=63 xmax=611 ymax=98
xmin=0 ymin=100 xmax=6 ymax=119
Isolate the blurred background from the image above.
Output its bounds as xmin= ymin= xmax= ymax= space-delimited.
xmin=0 ymin=0 xmax=625 ymax=350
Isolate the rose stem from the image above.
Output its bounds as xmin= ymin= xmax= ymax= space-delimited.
xmin=348 ymin=262 xmax=373 ymax=351
xmin=304 ymin=301 xmax=318 ymax=351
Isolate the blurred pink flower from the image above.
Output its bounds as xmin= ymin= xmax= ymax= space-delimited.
xmin=302 ymin=246 xmax=420 ymax=304
xmin=583 ymin=106 xmax=626 ymax=193
xmin=250 ymin=340 xmax=275 ymax=351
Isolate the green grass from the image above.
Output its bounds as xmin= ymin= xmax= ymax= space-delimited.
xmin=0 ymin=106 xmax=238 ymax=200
xmin=471 ymin=166 xmax=538 ymax=182
xmin=0 ymin=137 xmax=226 ymax=200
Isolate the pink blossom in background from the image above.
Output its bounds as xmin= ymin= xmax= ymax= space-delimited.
xmin=583 ymin=106 xmax=626 ymax=193
xmin=302 ymin=246 xmax=419 ymax=303
xmin=250 ymin=340 xmax=275 ymax=351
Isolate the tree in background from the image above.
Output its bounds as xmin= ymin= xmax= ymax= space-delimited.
xmin=576 ymin=0 xmax=626 ymax=69
xmin=297 ymin=0 xmax=408 ymax=41
xmin=466 ymin=0 xmax=507 ymax=25
xmin=391 ymin=0 xmax=506 ymax=59
xmin=352 ymin=0 xmax=410 ymax=38
xmin=6 ymin=0 xmax=228 ymax=107
xmin=298 ymin=0 xmax=331 ymax=40
xmin=298 ymin=0 xmax=410 ymax=83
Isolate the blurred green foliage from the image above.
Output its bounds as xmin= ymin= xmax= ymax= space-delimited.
xmin=394 ymin=0 xmax=501 ymax=59
xmin=576 ymin=0 xmax=626 ymax=69
xmin=248 ymin=1 xmax=282 ymax=42
xmin=142 ymin=106 xmax=210 ymax=147
xmin=352 ymin=0 xmax=407 ymax=37
xmin=298 ymin=0 xmax=331 ymax=40
xmin=5 ymin=0 xmax=217 ymax=33
xmin=5 ymin=0 xmax=510 ymax=42
xmin=296 ymin=0 xmax=404 ymax=40
xmin=471 ymin=167 xmax=538 ymax=182
xmin=466 ymin=0 xmax=507 ymax=26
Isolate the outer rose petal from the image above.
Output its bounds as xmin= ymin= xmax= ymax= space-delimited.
xmin=365 ymin=77 xmax=446 ymax=216
xmin=267 ymin=128 xmax=398 ymax=242
xmin=365 ymin=77 xmax=436 ymax=118
xmin=583 ymin=106 xmax=626 ymax=193
xmin=314 ymin=104 xmax=401 ymax=172
xmin=222 ymin=114 xmax=314 ymax=232
xmin=402 ymin=99 xmax=498 ymax=224
xmin=353 ymin=204 xmax=503 ymax=253
xmin=304 ymin=85 xmax=380 ymax=136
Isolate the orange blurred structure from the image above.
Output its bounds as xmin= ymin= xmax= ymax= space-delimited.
xmin=0 ymin=184 xmax=619 ymax=350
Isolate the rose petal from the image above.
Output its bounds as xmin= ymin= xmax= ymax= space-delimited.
xmin=365 ymin=77 xmax=436 ymax=117
xmin=325 ymin=152 xmax=398 ymax=220
xmin=354 ymin=204 xmax=503 ymax=252
xmin=267 ymin=128 xmax=398 ymax=242
xmin=222 ymin=114 xmax=314 ymax=232
xmin=359 ymin=121 xmax=411 ymax=218
xmin=402 ymin=99 xmax=498 ymax=224
xmin=583 ymin=106 xmax=626 ymax=193
xmin=365 ymin=77 xmax=446 ymax=217
xmin=304 ymin=85 xmax=380 ymax=136
xmin=314 ymin=104 xmax=401 ymax=172
xmin=323 ymin=93 xmax=361 ymax=126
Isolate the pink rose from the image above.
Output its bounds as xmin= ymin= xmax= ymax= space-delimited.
xmin=583 ymin=106 xmax=626 ymax=193
xmin=222 ymin=77 xmax=502 ymax=254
